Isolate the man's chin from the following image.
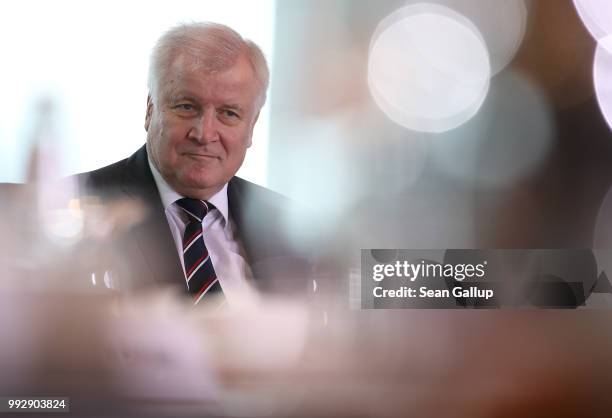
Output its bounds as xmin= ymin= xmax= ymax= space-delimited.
xmin=173 ymin=175 xmax=224 ymax=199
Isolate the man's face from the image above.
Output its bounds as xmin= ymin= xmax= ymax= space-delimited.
xmin=145 ymin=54 xmax=262 ymax=199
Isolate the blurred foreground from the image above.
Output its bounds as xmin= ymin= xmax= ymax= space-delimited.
xmin=2 ymin=183 xmax=612 ymax=418
xmin=1 ymin=290 xmax=612 ymax=417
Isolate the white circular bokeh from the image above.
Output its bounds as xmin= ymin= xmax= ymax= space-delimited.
xmin=405 ymin=0 xmax=528 ymax=75
xmin=368 ymin=3 xmax=491 ymax=133
xmin=573 ymin=0 xmax=612 ymax=42
xmin=594 ymin=36 xmax=612 ymax=131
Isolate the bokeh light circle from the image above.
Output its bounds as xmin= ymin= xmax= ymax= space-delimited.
xmin=594 ymin=36 xmax=612 ymax=131
xmin=405 ymin=0 xmax=527 ymax=75
xmin=368 ymin=3 xmax=491 ymax=133
xmin=573 ymin=0 xmax=612 ymax=41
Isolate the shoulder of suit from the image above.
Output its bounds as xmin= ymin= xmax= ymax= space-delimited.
xmin=73 ymin=157 xmax=130 ymax=199
xmin=229 ymin=176 xmax=292 ymax=211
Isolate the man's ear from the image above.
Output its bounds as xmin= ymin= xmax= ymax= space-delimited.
xmin=247 ymin=110 xmax=260 ymax=148
xmin=144 ymin=95 xmax=153 ymax=131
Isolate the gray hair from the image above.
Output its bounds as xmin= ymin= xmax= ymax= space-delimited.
xmin=147 ymin=22 xmax=269 ymax=107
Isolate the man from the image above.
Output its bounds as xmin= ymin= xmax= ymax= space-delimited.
xmin=79 ymin=23 xmax=311 ymax=303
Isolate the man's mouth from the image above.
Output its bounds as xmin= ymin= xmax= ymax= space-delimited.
xmin=184 ymin=152 xmax=220 ymax=160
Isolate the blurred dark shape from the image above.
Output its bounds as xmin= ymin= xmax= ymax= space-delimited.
xmin=526 ymin=278 xmax=581 ymax=308
xmin=591 ymin=271 xmax=612 ymax=294
xmin=512 ymin=0 xmax=595 ymax=109
xmin=593 ymin=186 xmax=612 ymax=247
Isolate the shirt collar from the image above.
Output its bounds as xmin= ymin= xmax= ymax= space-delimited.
xmin=148 ymin=156 xmax=229 ymax=225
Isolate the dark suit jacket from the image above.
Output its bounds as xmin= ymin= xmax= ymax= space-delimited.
xmin=76 ymin=145 xmax=312 ymax=295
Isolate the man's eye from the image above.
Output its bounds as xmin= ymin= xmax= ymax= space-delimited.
xmin=222 ymin=109 xmax=239 ymax=118
xmin=175 ymin=104 xmax=194 ymax=111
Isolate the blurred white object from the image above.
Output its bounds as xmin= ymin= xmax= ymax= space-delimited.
xmin=405 ymin=0 xmax=527 ymax=75
xmin=573 ymin=0 xmax=612 ymax=41
xmin=108 ymin=293 xmax=219 ymax=402
xmin=594 ymin=37 xmax=612 ymax=132
xmin=368 ymin=3 xmax=491 ymax=133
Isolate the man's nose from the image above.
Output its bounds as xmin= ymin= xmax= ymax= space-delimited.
xmin=189 ymin=108 xmax=219 ymax=143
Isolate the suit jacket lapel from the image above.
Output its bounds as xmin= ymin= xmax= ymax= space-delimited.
xmin=120 ymin=146 xmax=185 ymax=288
xmin=227 ymin=177 xmax=262 ymax=278
xmin=227 ymin=177 xmax=252 ymax=257
xmin=227 ymin=177 xmax=313 ymax=292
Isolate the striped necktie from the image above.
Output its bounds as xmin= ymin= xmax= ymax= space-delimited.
xmin=175 ymin=198 xmax=223 ymax=305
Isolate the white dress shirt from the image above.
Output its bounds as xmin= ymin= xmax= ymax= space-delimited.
xmin=148 ymin=158 xmax=256 ymax=303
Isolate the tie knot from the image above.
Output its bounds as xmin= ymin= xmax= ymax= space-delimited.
xmin=176 ymin=198 xmax=214 ymax=222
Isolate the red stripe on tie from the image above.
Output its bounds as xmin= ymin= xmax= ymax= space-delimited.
xmin=194 ymin=276 xmax=217 ymax=300
xmin=186 ymin=254 xmax=206 ymax=278
xmin=183 ymin=230 xmax=201 ymax=248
